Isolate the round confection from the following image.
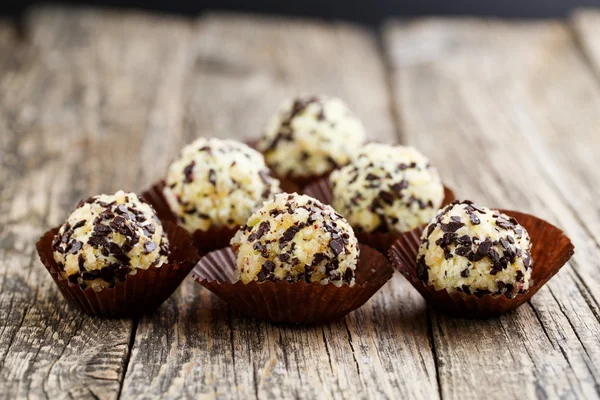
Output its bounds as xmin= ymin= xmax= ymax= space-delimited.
xmin=257 ymin=95 xmax=366 ymax=179
xmin=164 ymin=138 xmax=281 ymax=232
xmin=52 ymin=191 xmax=169 ymax=291
xmin=416 ymin=200 xmax=533 ymax=298
xmin=330 ymin=143 xmax=444 ymax=234
xmin=230 ymin=193 xmax=359 ymax=287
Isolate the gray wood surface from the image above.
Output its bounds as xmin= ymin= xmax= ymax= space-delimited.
xmin=0 ymin=5 xmax=599 ymax=400
xmin=385 ymin=18 xmax=600 ymax=399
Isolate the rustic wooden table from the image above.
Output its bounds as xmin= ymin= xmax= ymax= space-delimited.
xmin=1 ymin=6 xmax=600 ymax=399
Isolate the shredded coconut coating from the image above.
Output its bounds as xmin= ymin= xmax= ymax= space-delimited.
xmin=231 ymin=193 xmax=359 ymax=286
xmin=164 ymin=138 xmax=281 ymax=232
xmin=258 ymin=95 xmax=366 ymax=178
xmin=330 ymin=143 xmax=444 ymax=234
xmin=417 ymin=200 xmax=533 ymax=298
xmin=52 ymin=191 xmax=169 ymax=291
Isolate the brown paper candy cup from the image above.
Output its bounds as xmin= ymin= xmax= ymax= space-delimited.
xmin=35 ymin=221 xmax=200 ymax=318
xmin=143 ymin=179 xmax=299 ymax=253
xmin=388 ymin=210 xmax=575 ymax=318
xmin=191 ymin=243 xmax=394 ymax=324
xmin=303 ymin=177 xmax=456 ymax=254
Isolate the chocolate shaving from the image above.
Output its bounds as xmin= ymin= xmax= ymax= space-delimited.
xmin=477 ymin=239 xmax=492 ymax=256
xmin=441 ymin=221 xmax=464 ymax=233
xmin=70 ymin=240 xmax=83 ymax=254
xmin=72 ymin=220 xmax=87 ymax=231
xmin=183 ymin=161 xmax=195 ymax=183
xmin=312 ymin=252 xmax=327 ymax=266
xmin=279 ymin=225 xmax=300 ymax=249
xmin=263 ymin=260 xmax=275 ymax=274
xmin=416 ymin=256 xmax=429 ymax=282
xmin=330 ymin=238 xmax=344 ymax=256
xmin=495 ymin=217 xmax=514 ymax=230
xmin=379 ymin=191 xmax=395 ymax=205
xmin=208 ymin=169 xmax=217 ymax=185
xmin=144 ymin=242 xmax=157 ymax=254
xmin=516 ymin=270 xmax=524 ymax=282
xmin=93 ymin=224 xmax=112 ymax=236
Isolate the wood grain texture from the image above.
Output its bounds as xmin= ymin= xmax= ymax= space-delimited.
xmin=120 ymin=13 xmax=438 ymax=399
xmin=2 ymin=6 xmax=600 ymax=400
xmin=0 ymin=7 xmax=191 ymax=399
xmin=573 ymin=9 xmax=600 ymax=74
xmin=385 ymin=18 xmax=600 ymax=399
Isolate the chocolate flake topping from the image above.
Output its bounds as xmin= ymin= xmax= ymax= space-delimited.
xmin=183 ymin=161 xmax=195 ymax=183
xmin=93 ymin=224 xmax=112 ymax=236
xmin=416 ymin=257 xmax=429 ymax=282
xmin=441 ymin=221 xmax=464 ymax=233
xmin=279 ymin=225 xmax=300 ymax=249
xmin=329 ymin=238 xmax=344 ymax=256
xmin=263 ymin=260 xmax=275 ymax=274
xmin=208 ymin=169 xmax=217 ymax=185
xmin=477 ymin=239 xmax=492 ymax=256
xmin=144 ymin=242 xmax=157 ymax=254
xmin=70 ymin=240 xmax=83 ymax=254
xmin=72 ymin=219 xmax=87 ymax=230
xmin=379 ymin=190 xmax=395 ymax=205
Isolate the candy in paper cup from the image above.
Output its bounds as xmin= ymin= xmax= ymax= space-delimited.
xmin=388 ymin=210 xmax=574 ymax=318
xmin=36 ymin=221 xmax=200 ymax=318
xmin=192 ymin=243 xmax=394 ymax=324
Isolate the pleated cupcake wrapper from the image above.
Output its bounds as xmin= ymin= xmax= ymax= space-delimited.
xmin=143 ymin=179 xmax=299 ymax=254
xmin=388 ymin=210 xmax=575 ymax=318
xmin=191 ymin=243 xmax=394 ymax=324
xmin=303 ymin=177 xmax=456 ymax=254
xmin=36 ymin=221 xmax=200 ymax=318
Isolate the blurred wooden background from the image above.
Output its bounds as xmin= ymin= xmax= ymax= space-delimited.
xmin=1 ymin=6 xmax=600 ymax=399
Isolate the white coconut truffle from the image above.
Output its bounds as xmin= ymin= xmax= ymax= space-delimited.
xmin=230 ymin=193 xmax=359 ymax=286
xmin=417 ymin=200 xmax=533 ymax=298
xmin=330 ymin=143 xmax=444 ymax=234
xmin=52 ymin=191 xmax=169 ymax=291
xmin=258 ymin=95 xmax=366 ymax=179
xmin=164 ymin=138 xmax=281 ymax=232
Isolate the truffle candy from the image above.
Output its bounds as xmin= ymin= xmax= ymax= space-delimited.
xmin=230 ymin=193 xmax=359 ymax=286
xmin=257 ymin=95 xmax=366 ymax=179
xmin=52 ymin=191 xmax=169 ymax=291
xmin=416 ymin=200 xmax=533 ymax=298
xmin=330 ymin=143 xmax=444 ymax=234
xmin=163 ymin=138 xmax=281 ymax=232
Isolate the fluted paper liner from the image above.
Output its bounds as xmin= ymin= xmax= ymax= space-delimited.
xmin=388 ymin=210 xmax=575 ymax=318
xmin=143 ymin=179 xmax=299 ymax=254
xmin=191 ymin=243 xmax=394 ymax=324
xmin=303 ymin=177 xmax=456 ymax=254
xmin=36 ymin=221 xmax=200 ymax=318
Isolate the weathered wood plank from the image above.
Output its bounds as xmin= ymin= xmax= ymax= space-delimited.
xmin=0 ymin=7 xmax=191 ymax=399
xmin=121 ymin=13 xmax=438 ymax=399
xmin=385 ymin=18 xmax=600 ymax=399
xmin=573 ymin=9 xmax=600 ymax=74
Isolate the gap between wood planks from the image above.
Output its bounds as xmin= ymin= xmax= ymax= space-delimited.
xmin=384 ymin=14 xmax=600 ymax=399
